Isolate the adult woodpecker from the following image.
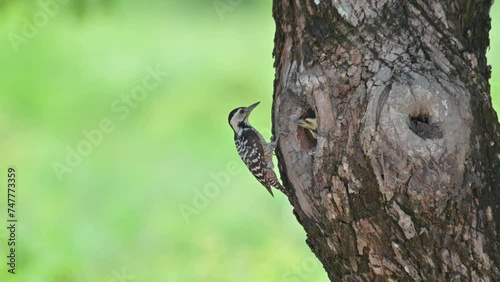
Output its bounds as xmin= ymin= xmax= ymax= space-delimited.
xmin=228 ymin=102 xmax=284 ymax=196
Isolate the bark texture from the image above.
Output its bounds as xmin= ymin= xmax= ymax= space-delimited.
xmin=271 ymin=0 xmax=500 ymax=280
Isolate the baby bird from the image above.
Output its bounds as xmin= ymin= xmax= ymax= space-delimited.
xmin=295 ymin=117 xmax=318 ymax=139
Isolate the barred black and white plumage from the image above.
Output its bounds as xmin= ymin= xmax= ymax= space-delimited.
xmin=228 ymin=102 xmax=285 ymax=197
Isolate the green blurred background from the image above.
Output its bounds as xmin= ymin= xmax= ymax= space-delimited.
xmin=0 ymin=1 xmax=498 ymax=281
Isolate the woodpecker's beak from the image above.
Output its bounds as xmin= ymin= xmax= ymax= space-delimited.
xmin=293 ymin=119 xmax=306 ymax=125
xmin=247 ymin=102 xmax=260 ymax=112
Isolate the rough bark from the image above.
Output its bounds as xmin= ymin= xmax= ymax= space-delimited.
xmin=271 ymin=0 xmax=500 ymax=281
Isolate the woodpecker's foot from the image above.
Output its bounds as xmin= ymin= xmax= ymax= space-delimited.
xmin=269 ymin=139 xmax=277 ymax=148
xmin=269 ymin=136 xmax=278 ymax=148
xmin=266 ymin=160 xmax=275 ymax=169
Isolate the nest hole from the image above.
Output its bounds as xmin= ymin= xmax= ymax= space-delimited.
xmin=297 ymin=109 xmax=317 ymax=148
xmin=409 ymin=113 xmax=443 ymax=139
xmin=302 ymin=109 xmax=316 ymax=120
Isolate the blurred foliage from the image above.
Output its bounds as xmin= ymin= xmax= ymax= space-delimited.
xmin=0 ymin=1 xmax=498 ymax=282
xmin=0 ymin=1 xmax=327 ymax=282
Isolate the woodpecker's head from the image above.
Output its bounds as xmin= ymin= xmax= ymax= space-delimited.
xmin=228 ymin=102 xmax=260 ymax=133
xmin=294 ymin=117 xmax=317 ymax=132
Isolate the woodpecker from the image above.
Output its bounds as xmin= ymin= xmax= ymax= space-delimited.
xmin=295 ymin=117 xmax=318 ymax=139
xmin=228 ymin=102 xmax=284 ymax=197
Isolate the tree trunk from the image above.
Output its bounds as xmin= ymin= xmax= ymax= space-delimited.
xmin=271 ymin=0 xmax=500 ymax=280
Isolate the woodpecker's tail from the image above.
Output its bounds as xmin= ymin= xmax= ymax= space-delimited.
xmin=264 ymin=185 xmax=274 ymax=197
xmin=271 ymin=181 xmax=286 ymax=193
xmin=266 ymin=170 xmax=286 ymax=195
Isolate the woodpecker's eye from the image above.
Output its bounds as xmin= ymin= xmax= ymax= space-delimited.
xmin=239 ymin=109 xmax=244 ymax=114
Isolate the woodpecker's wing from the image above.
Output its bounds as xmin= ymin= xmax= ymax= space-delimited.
xmin=235 ymin=129 xmax=274 ymax=196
